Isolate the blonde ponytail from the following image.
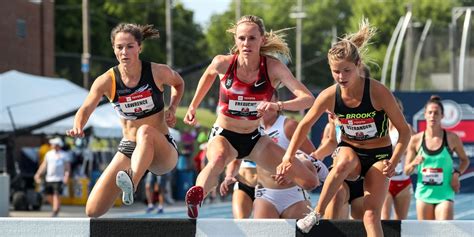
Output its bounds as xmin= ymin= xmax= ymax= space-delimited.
xmin=328 ymin=18 xmax=376 ymax=65
xmin=227 ymin=15 xmax=291 ymax=62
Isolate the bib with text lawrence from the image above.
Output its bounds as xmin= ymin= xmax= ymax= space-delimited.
xmin=118 ymin=90 xmax=155 ymax=114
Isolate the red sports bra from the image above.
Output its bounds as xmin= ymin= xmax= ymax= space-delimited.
xmin=217 ymin=54 xmax=275 ymax=120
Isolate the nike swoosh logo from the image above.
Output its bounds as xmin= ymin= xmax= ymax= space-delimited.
xmin=254 ymin=80 xmax=266 ymax=87
xmin=251 ymin=134 xmax=259 ymax=140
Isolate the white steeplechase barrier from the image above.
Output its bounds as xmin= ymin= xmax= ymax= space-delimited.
xmin=196 ymin=219 xmax=296 ymax=237
xmin=401 ymin=220 xmax=474 ymax=237
xmin=0 ymin=218 xmax=473 ymax=237
xmin=0 ymin=218 xmax=89 ymax=237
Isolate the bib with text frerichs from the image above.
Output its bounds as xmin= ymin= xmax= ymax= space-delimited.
xmin=227 ymin=95 xmax=262 ymax=117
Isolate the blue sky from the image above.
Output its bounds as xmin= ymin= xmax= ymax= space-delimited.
xmin=180 ymin=0 xmax=232 ymax=27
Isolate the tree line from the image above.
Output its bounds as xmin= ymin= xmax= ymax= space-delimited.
xmin=55 ymin=0 xmax=470 ymax=104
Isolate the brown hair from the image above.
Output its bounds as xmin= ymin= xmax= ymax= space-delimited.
xmin=226 ymin=15 xmax=291 ymax=62
xmin=425 ymin=95 xmax=444 ymax=114
xmin=328 ymin=18 xmax=376 ymax=65
xmin=110 ymin=23 xmax=160 ymax=46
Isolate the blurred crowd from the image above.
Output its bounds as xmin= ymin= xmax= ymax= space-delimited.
xmin=25 ymin=124 xmax=213 ymax=216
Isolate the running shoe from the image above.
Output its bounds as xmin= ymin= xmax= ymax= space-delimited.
xmin=157 ymin=206 xmax=164 ymax=214
xmin=145 ymin=205 xmax=155 ymax=213
xmin=116 ymin=169 xmax=134 ymax=205
xmin=185 ymin=186 xmax=204 ymax=218
xmin=296 ymin=206 xmax=321 ymax=233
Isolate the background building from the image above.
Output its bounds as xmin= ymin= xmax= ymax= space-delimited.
xmin=0 ymin=0 xmax=55 ymax=76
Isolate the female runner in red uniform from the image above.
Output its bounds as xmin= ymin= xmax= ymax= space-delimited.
xmin=183 ymin=15 xmax=317 ymax=218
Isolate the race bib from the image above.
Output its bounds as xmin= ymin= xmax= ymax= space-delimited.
xmin=421 ymin=168 xmax=443 ymax=185
xmin=228 ymin=95 xmax=262 ymax=117
xmin=340 ymin=117 xmax=377 ymax=140
xmin=118 ymin=90 xmax=155 ymax=114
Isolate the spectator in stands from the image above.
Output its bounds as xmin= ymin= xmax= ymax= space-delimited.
xmin=34 ymin=137 xmax=70 ymax=217
xmin=193 ymin=143 xmax=208 ymax=174
xmin=181 ymin=127 xmax=196 ymax=157
xmin=37 ymin=135 xmax=51 ymax=165
xmin=144 ymin=172 xmax=165 ymax=213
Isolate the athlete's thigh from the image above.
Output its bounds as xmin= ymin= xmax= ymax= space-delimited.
xmin=351 ymin=197 xmax=365 ymax=219
xmin=281 ymin=200 xmax=312 ymax=219
xmin=333 ymin=146 xmax=361 ymax=179
xmin=253 ymin=198 xmax=280 ymax=218
xmin=252 ymin=136 xmax=316 ymax=184
xmin=363 ymin=161 xmax=388 ymax=210
xmin=148 ymin=133 xmax=179 ymax=175
xmin=232 ymin=190 xmax=253 ymax=218
xmin=381 ymin=192 xmax=394 ymax=219
xmin=434 ymin=200 xmax=453 ymax=220
xmin=326 ymin=183 xmax=350 ymax=219
xmin=416 ymin=200 xmax=435 ymax=220
xmin=393 ymin=184 xmax=412 ymax=219
xmin=87 ymin=153 xmax=130 ymax=213
xmin=395 ymin=183 xmax=413 ymax=201
xmin=206 ymin=135 xmax=238 ymax=164
xmin=249 ymin=136 xmax=284 ymax=172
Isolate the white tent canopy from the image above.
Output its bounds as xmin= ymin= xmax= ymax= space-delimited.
xmin=0 ymin=70 xmax=181 ymax=140
xmin=0 ymin=70 xmax=180 ymax=142
xmin=0 ymin=70 xmax=123 ymax=138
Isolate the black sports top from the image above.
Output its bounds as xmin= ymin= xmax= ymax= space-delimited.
xmin=334 ymin=78 xmax=389 ymax=141
xmin=421 ymin=130 xmax=452 ymax=156
xmin=109 ymin=61 xmax=164 ymax=120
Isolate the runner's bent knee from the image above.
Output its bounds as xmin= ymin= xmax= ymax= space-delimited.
xmin=85 ymin=203 xmax=105 ymax=218
xmin=136 ymin=124 xmax=155 ymax=137
xmin=363 ymin=208 xmax=380 ymax=222
xmin=334 ymin=187 xmax=347 ymax=204
xmin=334 ymin=158 xmax=357 ymax=175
